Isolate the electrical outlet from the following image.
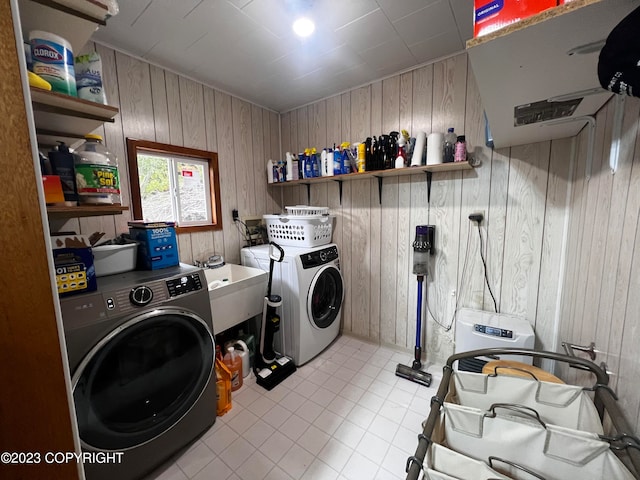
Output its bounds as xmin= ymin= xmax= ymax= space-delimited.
xmin=232 ymin=209 xmax=239 ymax=221
xmin=469 ymin=210 xmax=484 ymax=224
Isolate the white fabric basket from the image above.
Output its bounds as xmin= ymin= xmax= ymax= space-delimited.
xmin=445 ymin=370 xmax=603 ymax=434
xmin=423 ymin=443 xmax=510 ymax=480
xmin=263 ymin=214 xmax=333 ymax=247
xmin=432 ymin=403 xmax=635 ymax=480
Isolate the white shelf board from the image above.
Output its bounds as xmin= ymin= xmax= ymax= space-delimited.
xmin=18 ymin=0 xmax=107 ymax=53
xmin=30 ymin=87 xmax=117 ymax=146
xmin=467 ymin=0 xmax=637 ymax=148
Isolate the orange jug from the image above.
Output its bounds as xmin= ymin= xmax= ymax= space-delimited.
xmin=223 ymin=346 xmax=243 ymax=391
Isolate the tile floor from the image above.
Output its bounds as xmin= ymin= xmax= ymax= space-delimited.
xmin=150 ymin=334 xmax=441 ymax=480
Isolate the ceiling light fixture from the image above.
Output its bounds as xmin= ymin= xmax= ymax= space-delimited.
xmin=292 ymin=17 xmax=315 ymax=38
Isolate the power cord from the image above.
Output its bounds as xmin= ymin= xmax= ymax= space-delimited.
xmin=472 ymin=218 xmax=499 ymax=313
xmin=426 ymin=224 xmax=473 ymax=331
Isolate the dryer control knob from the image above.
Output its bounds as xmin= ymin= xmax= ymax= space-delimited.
xmin=130 ymin=286 xmax=154 ymax=306
xmin=320 ymin=251 xmax=327 ymax=262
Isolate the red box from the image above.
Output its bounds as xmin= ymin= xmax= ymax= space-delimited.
xmin=474 ymin=0 xmax=559 ymax=38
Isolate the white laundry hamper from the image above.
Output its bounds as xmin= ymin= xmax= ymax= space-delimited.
xmin=263 ymin=206 xmax=333 ymax=247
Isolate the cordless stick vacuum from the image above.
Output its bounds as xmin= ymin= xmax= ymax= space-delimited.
xmin=396 ymin=225 xmax=435 ymax=387
xmin=255 ymin=242 xmax=296 ymax=390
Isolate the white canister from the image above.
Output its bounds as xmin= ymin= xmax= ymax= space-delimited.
xmin=29 ymin=30 xmax=77 ymax=96
xmin=427 ymin=132 xmax=444 ymax=165
xmin=411 ymin=131 xmax=427 ymax=166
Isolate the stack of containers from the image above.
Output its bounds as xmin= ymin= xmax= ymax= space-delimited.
xmin=263 ymin=206 xmax=333 ymax=247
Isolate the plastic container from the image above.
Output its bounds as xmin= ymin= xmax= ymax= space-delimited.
xmin=263 ymin=213 xmax=333 ymax=247
xmin=215 ymin=354 xmax=232 ymax=416
xmin=29 ymin=31 xmax=77 ymax=96
xmin=223 ymin=346 xmax=243 ymax=391
xmin=92 ymin=243 xmax=137 ymax=277
xmin=75 ymin=51 xmax=106 ymax=104
xmin=48 ymin=141 xmax=78 ymax=205
xmin=443 ymin=127 xmax=457 ymax=163
xmin=225 ymin=340 xmax=250 ymax=378
xmin=455 ymin=135 xmax=467 ymax=163
xmin=74 ymin=134 xmax=121 ymax=204
xmin=237 ymin=330 xmax=255 ymax=374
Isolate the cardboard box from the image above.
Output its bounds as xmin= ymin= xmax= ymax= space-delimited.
xmin=50 ymin=235 xmax=97 ymax=296
xmin=128 ymin=221 xmax=179 ymax=270
xmin=474 ymin=0 xmax=558 ymax=38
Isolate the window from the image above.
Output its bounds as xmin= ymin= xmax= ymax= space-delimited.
xmin=126 ymin=139 xmax=222 ymax=232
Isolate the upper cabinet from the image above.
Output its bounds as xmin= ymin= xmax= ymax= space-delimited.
xmin=467 ymin=0 xmax=637 ymax=149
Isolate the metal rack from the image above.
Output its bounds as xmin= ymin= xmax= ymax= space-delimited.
xmin=405 ymin=348 xmax=640 ymax=480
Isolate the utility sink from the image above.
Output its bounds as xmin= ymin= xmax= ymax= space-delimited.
xmin=203 ymin=264 xmax=267 ymax=335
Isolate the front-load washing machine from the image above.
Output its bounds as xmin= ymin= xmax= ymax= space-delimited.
xmin=59 ymin=265 xmax=216 ymax=480
xmin=241 ymin=243 xmax=343 ymax=365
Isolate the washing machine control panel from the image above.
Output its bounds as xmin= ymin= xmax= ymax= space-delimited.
xmin=130 ymin=286 xmax=154 ymax=306
xmin=301 ymin=246 xmax=339 ymax=269
xmin=166 ymin=273 xmax=203 ymax=297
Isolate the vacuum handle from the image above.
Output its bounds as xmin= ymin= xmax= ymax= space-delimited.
xmin=269 ymin=242 xmax=284 ymax=262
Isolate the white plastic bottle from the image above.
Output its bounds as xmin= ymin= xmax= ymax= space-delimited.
xmin=74 ymin=134 xmax=121 ymax=204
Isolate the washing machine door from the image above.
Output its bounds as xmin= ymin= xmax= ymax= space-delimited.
xmin=72 ymin=308 xmax=214 ymax=451
xmin=307 ymin=264 xmax=344 ymax=329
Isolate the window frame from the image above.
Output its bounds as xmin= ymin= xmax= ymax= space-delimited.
xmin=126 ymin=138 xmax=223 ymax=233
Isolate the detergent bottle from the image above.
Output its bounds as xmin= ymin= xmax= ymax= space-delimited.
xmin=223 ymin=346 xmax=243 ymax=391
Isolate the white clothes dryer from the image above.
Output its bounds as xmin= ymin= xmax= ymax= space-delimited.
xmin=241 ymin=243 xmax=343 ymax=366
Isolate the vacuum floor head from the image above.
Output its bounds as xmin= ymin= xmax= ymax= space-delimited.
xmin=395 ymin=363 xmax=432 ymax=387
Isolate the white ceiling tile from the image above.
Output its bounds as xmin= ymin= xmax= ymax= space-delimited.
xmin=358 ymin=37 xmax=416 ymax=74
xmin=92 ymin=0 xmax=475 ymax=110
xmin=408 ymin=29 xmax=464 ymax=64
xmin=449 ymin=0 xmax=474 ymax=42
xmin=107 ymin=0 xmax=152 ymax=25
xmin=334 ymin=8 xmax=398 ymax=53
xmin=93 ymin=21 xmax=156 ymax=57
xmin=375 ymin=0 xmax=439 ymax=22
xmin=393 ymin=0 xmax=457 ymax=48
xmin=228 ymin=0 xmax=253 ymax=8
xmin=311 ymin=0 xmax=380 ymax=30
xmin=183 ymin=0 xmax=258 ymax=45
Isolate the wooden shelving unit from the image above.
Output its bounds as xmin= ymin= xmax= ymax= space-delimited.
xmin=20 ymin=0 xmax=126 ymax=220
xmin=466 ymin=0 xmax=636 ymax=148
xmin=269 ymin=162 xmax=474 ymax=204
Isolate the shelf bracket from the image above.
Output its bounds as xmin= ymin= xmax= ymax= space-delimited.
xmin=374 ymin=176 xmax=383 ymax=204
xmin=334 ymin=179 xmax=343 ymax=205
xmin=304 ymin=183 xmax=311 ymax=204
xmin=426 ymin=171 xmax=432 ymax=204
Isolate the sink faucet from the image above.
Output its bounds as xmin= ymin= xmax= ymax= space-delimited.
xmin=195 ymin=255 xmax=224 ymax=269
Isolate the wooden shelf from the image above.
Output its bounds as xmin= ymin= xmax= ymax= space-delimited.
xmin=47 ymin=204 xmax=128 ymax=219
xmin=30 ymin=87 xmax=119 ymax=147
xmin=269 ymin=162 xmax=474 ymax=203
xmin=18 ymin=0 xmax=108 ymax=53
xmin=466 ymin=0 xmax=636 ymax=148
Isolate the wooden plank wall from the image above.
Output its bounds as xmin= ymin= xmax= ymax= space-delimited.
xmin=52 ymin=44 xmax=281 ymax=266
xmin=279 ymin=53 xmax=572 ymax=367
xmin=559 ymin=94 xmax=640 ymax=433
